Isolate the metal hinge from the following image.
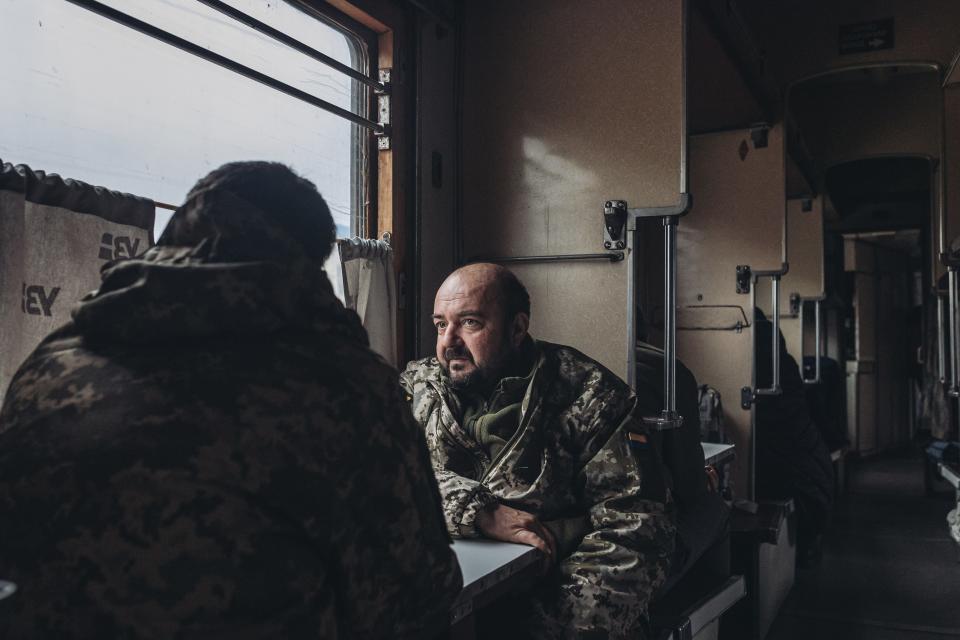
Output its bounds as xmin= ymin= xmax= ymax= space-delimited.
xmin=602 ymin=200 xmax=628 ymax=250
xmin=736 ymin=265 xmax=752 ymax=294
xmin=789 ymin=292 xmax=801 ymax=316
xmin=376 ymin=69 xmax=392 ymax=150
xmin=750 ymin=123 xmax=769 ymax=149
xmin=741 ymin=386 xmax=755 ymax=410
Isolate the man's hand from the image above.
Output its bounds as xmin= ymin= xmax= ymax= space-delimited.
xmin=476 ymin=504 xmax=557 ymax=570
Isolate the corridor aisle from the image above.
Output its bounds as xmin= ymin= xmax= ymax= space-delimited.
xmin=767 ymin=450 xmax=960 ymax=640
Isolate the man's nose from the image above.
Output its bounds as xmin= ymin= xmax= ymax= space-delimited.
xmin=439 ymin=324 xmax=463 ymax=349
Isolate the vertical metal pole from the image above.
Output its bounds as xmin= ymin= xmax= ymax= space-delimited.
xmin=815 ymin=299 xmax=822 ymax=382
xmin=799 ymin=299 xmax=807 ymax=381
xmin=950 ymin=269 xmax=959 ymax=394
xmin=664 ymin=217 xmax=678 ymax=414
xmin=938 ymin=294 xmax=947 ymax=384
xmin=626 ymin=220 xmax=638 ymax=390
xmin=750 ymin=281 xmax=758 ymax=502
xmin=771 ymin=276 xmax=781 ymax=390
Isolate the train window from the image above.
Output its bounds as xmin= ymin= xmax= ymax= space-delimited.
xmin=0 ymin=0 xmax=375 ymax=240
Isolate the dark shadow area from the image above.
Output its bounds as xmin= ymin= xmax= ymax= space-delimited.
xmin=767 ymin=449 xmax=960 ymax=640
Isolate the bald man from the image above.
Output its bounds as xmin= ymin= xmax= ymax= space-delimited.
xmin=401 ymin=264 xmax=675 ymax=640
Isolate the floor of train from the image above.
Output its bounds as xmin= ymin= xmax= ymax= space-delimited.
xmin=767 ymin=448 xmax=960 ymax=640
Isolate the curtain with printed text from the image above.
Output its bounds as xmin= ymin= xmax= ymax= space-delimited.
xmin=0 ymin=160 xmax=154 ymax=406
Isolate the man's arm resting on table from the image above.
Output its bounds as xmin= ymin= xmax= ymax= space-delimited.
xmin=433 ymin=469 xmax=500 ymax=537
xmin=476 ymin=503 xmax=557 ymax=568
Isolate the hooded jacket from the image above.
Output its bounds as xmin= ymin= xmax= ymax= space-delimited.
xmin=0 ymin=241 xmax=461 ymax=639
xmin=401 ymin=340 xmax=675 ymax=639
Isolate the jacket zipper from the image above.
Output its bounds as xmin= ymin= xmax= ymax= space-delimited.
xmin=427 ymin=379 xmax=486 ymax=479
xmin=480 ymin=365 xmax=543 ymax=485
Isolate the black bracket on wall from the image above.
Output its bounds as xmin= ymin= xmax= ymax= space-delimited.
xmin=736 ymin=265 xmax=753 ymax=294
xmin=750 ymin=124 xmax=769 ymax=149
xmin=741 ymin=386 xmax=755 ymax=410
xmin=789 ymin=292 xmax=801 ymax=316
xmin=603 ymin=200 xmax=628 ymax=250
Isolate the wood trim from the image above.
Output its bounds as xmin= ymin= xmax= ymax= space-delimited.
xmin=325 ymin=0 xmax=412 ymax=365
xmin=325 ymin=0 xmax=390 ymax=33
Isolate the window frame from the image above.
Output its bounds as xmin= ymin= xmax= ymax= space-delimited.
xmin=289 ymin=1 xmax=380 ymax=239
xmin=305 ymin=0 xmax=413 ymax=363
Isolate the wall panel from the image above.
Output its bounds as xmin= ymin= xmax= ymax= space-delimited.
xmin=416 ymin=18 xmax=458 ymax=357
xmin=678 ymin=126 xmax=786 ymax=494
xmin=460 ymin=0 xmax=685 ymax=377
xmin=779 ymin=197 xmax=825 ymax=362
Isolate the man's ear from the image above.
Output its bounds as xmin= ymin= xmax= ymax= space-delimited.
xmin=511 ymin=312 xmax=530 ymax=347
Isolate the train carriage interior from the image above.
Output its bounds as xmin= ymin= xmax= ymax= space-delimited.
xmin=2 ymin=0 xmax=960 ymax=639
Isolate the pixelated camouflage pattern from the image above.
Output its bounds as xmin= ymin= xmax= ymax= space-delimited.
xmin=401 ymin=341 xmax=675 ymax=639
xmin=0 ymin=241 xmax=461 ymax=638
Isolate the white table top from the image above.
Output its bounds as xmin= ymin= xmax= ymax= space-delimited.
xmin=450 ymin=539 xmax=540 ymax=623
xmin=939 ymin=461 xmax=960 ymax=490
xmin=702 ymin=442 xmax=735 ymax=466
xmin=453 ymin=539 xmax=539 ymax=588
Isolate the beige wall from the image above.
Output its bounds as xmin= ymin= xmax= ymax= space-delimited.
xmin=460 ymin=0 xmax=685 ymax=378
xmin=779 ymin=197 xmax=825 ymax=362
xmin=416 ymin=17 xmax=458 ymax=358
xmin=678 ymin=126 xmax=786 ymax=496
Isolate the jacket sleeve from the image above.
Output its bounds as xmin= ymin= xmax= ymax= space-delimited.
xmin=400 ymin=370 xmax=498 ymax=538
xmin=432 ymin=468 xmax=499 ymax=538
xmin=531 ymin=397 xmax=676 ymax=639
xmin=341 ymin=374 xmax=464 ymax=639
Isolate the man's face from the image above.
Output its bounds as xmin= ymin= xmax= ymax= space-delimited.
xmin=433 ymin=271 xmax=522 ymax=390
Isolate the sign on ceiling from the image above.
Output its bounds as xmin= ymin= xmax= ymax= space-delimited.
xmin=839 ymin=18 xmax=895 ymax=55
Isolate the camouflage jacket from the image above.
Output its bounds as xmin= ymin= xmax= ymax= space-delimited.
xmin=0 ymin=244 xmax=461 ymax=639
xmin=401 ymin=341 xmax=675 ymax=639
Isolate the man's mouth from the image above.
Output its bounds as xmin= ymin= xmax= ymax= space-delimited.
xmin=444 ymin=349 xmax=473 ymax=364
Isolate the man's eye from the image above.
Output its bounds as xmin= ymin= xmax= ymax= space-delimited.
xmin=463 ymin=319 xmax=480 ymax=327
xmin=435 ymin=322 xmax=447 ymax=332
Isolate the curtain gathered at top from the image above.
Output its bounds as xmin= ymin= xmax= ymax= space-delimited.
xmin=327 ymin=235 xmax=398 ymax=367
xmin=0 ymin=159 xmax=154 ymax=405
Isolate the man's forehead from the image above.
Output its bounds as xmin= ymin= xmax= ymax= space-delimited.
xmin=434 ymin=273 xmax=499 ymax=312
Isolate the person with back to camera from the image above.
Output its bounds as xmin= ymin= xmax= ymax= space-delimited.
xmin=0 ymin=161 xmax=461 ymax=638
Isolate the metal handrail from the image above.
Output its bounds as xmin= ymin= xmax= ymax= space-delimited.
xmin=949 ymin=268 xmax=960 ymax=397
xmin=467 ymin=252 xmax=624 ymax=264
xmin=620 ymin=194 xmax=693 ymax=432
xmin=751 ymin=269 xmax=787 ymax=398
xmin=937 ymin=292 xmax=948 ymax=385
xmin=744 ymin=267 xmax=787 ymax=501
xmin=800 ymin=298 xmax=824 ymax=385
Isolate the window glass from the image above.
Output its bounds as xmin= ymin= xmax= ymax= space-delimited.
xmin=0 ymin=0 xmax=368 ymax=240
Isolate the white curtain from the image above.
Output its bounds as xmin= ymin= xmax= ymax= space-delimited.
xmin=0 ymin=160 xmax=154 ymax=405
xmin=336 ymin=236 xmax=397 ymax=367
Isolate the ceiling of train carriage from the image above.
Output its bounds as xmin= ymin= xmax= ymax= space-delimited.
xmin=687 ymin=3 xmax=768 ymax=133
xmin=690 ymin=0 xmax=960 ymax=190
xmin=733 ymin=0 xmax=960 ymax=82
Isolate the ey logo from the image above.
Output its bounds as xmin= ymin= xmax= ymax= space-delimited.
xmin=99 ymin=233 xmax=141 ymax=260
xmin=21 ymin=283 xmax=61 ymax=317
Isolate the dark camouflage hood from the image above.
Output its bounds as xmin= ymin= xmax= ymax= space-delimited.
xmin=72 ymin=242 xmax=366 ymax=346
